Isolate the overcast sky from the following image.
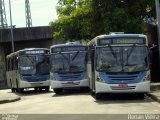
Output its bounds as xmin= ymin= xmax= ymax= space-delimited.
xmin=4 ymin=0 xmax=58 ymax=28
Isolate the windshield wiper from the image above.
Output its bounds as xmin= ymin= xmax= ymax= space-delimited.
xmin=72 ymin=51 xmax=79 ymax=61
xmin=108 ymin=45 xmax=118 ymax=64
xmin=127 ymin=45 xmax=135 ymax=59
xmin=25 ymin=56 xmax=35 ymax=65
xmin=58 ymin=53 xmax=70 ymax=64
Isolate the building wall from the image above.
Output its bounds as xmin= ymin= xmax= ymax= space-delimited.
xmin=14 ymin=39 xmax=54 ymax=51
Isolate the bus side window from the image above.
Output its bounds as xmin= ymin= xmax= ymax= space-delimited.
xmin=8 ymin=59 xmax=11 ymax=71
xmin=6 ymin=59 xmax=9 ymax=71
xmin=13 ymin=56 xmax=16 ymax=70
xmin=11 ymin=58 xmax=14 ymax=71
xmin=8 ymin=59 xmax=9 ymax=71
xmin=14 ymin=56 xmax=18 ymax=70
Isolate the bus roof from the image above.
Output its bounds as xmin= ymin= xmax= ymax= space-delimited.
xmin=6 ymin=48 xmax=49 ymax=58
xmin=95 ymin=34 xmax=146 ymax=39
xmin=50 ymin=43 xmax=86 ymax=48
xmin=88 ymin=34 xmax=147 ymax=46
xmin=50 ymin=44 xmax=87 ymax=53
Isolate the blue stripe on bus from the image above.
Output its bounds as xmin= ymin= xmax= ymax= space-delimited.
xmin=54 ymin=72 xmax=87 ymax=81
xmin=22 ymin=75 xmax=50 ymax=82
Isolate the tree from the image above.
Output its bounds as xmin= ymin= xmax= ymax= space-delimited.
xmin=90 ymin=0 xmax=156 ymax=36
xmin=50 ymin=0 xmax=156 ymax=41
xmin=50 ymin=0 xmax=92 ymax=40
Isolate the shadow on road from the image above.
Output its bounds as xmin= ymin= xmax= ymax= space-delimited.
xmin=11 ymin=89 xmax=52 ymax=96
xmin=52 ymin=89 xmax=90 ymax=97
xmin=92 ymin=93 xmax=154 ymax=104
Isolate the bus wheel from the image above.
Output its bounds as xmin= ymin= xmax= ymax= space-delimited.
xmin=10 ymin=79 xmax=15 ymax=92
xmin=18 ymin=88 xmax=24 ymax=93
xmin=34 ymin=87 xmax=39 ymax=91
xmin=90 ymin=89 xmax=95 ymax=95
xmin=54 ymin=88 xmax=62 ymax=94
xmin=11 ymin=88 xmax=16 ymax=92
xmin=45 ymin=86 xmax=50 ymax=92
xmin=137 ymin=93 xmax=145 ymax=99
xmin=95 ymin=93 xmax=101 ymax=100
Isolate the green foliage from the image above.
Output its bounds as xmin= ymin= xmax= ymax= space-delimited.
xmin=99 ymin=64 xmax=112 ymax=72
xmin=90 ymin=0 xmax=155 ymax=36
xmin=50 ymin=0 xmax=155 ymax=41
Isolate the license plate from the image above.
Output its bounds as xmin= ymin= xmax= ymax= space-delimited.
xmin=118 ymin=84 xmax=128 ymax=88
xmin=67 ymin=81 xmax=74 ymax=84
xmin=31 ymin=83 xmax=43 ymax=86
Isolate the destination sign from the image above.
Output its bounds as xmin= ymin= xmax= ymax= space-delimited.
xmin=19 ymin=49 xmax=50 ymax=55
xmin=19 ymin=50 xmax=49 ymax=55
xmin=25 ymin=50 xmax=45 ymax=54
xmin=98 ymin=38 xmax=146 ymax=45
xmin=51 ymin=46 xmax=87 ymax=53
xmin=113 ymin=38 xmax=145 ymax=44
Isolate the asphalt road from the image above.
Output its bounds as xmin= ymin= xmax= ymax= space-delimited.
xmin=0 ymin=89 xmax=160 ymax=120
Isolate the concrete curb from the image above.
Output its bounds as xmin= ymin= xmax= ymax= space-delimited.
xmin=147 ymin=93 xmax=160 ymax=103
xmin=0 ymin=96 xmax=21 ymax=104
xmin=150 ymin=83 xmax=160 ymax=91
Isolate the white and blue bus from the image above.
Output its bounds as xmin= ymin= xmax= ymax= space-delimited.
xmin=88 ymin=34 xmax=150 ymax=99
xmin=6 ymin=48 xmax=50 ymax=92
xmin=50 ymin=43 xmax=89 ymax=94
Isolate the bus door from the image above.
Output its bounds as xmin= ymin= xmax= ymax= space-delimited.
xmin=88 ymin=47 xmax=96 ymax=90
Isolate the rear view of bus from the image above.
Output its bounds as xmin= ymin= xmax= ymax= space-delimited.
xmin=50 ymin=44 xmax=89 ymax=94
xmin=6 ymin=48 xmax=50 ymax=92
xmin=88 ymin=34 xmax=150 ymax=99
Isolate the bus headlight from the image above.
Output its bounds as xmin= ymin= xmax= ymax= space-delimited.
xmin=50 ymin=75 xmax=55 ymax=80
xmin=50 ymin=73 xmax=56 ymax=80
xmin=142 ymin=72 xmax=150 ymax=81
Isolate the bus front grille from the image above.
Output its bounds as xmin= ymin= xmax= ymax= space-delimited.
xmin=110 ymin=86 xmax=136 ymax=90
xmin=108 ymin=74 xmax=138 ymax=81
xmin=59 ymin=73 xmax=83 ymax=81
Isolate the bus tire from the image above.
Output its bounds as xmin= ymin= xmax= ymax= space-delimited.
xmin=34 ymin=87 xmax=39 ymax=91
xmin=16 ymin=79 xmax=19 ymax=92
xmin=137 ymin=93 xmax=145 ymax=99
xmin=54 ymin=88 xmax=62 ymax=94
xmin=10 ymin=79 xmax=15 ymax=92
xmin=90 ymin=89 xmax=95 ymax=95
xmin=11 ymin=88 xmax=16 ymax=92
xmin=95 ymin=93 xmax=101 ymax=100
xmin=83 ymin=87 xmax=90 ymax=92
xmin=17 ymin=88 xmax=24 ymax=93
xmin=45 ymin=86 xmax=50 ymax=92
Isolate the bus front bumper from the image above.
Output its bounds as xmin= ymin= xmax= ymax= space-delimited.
xmin=19 ymin=80 xmax=50 ymax=88
xmin=51 ymin=79 xmax=89 ymax=89
xmin=95 ymin=81 xmax=150 ymax=93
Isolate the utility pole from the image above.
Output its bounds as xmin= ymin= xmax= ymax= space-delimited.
xmin=0 ymin=0 xmax=8 ymax=28
xmin=155 ymin=0 xmax=160 ymax=61
xmin=25 ymin=0 xmax=32 ymax=27
xmin=9 ymin=0 xmax=14 ymax=52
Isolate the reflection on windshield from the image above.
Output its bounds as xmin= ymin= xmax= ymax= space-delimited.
xmin=36 ymin=55 xmax=49 ymax=75
xmin=96 ymin=46 xmax=148 ymax=72
xmin=19 ymin=55 xmax=49 ymax=75
xmin=51 ymin=52 xmax=87 ymax=73
xmin=19 ymin=56 xmax=36 ymax=75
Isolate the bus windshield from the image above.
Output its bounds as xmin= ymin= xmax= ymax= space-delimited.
xmin=51 ymin=52 xmax=87 ymax=73
xmin=96 ymin=46 xmax=148 ymax=72
xmin=19 ymin=55 xmax=49 ymax=75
